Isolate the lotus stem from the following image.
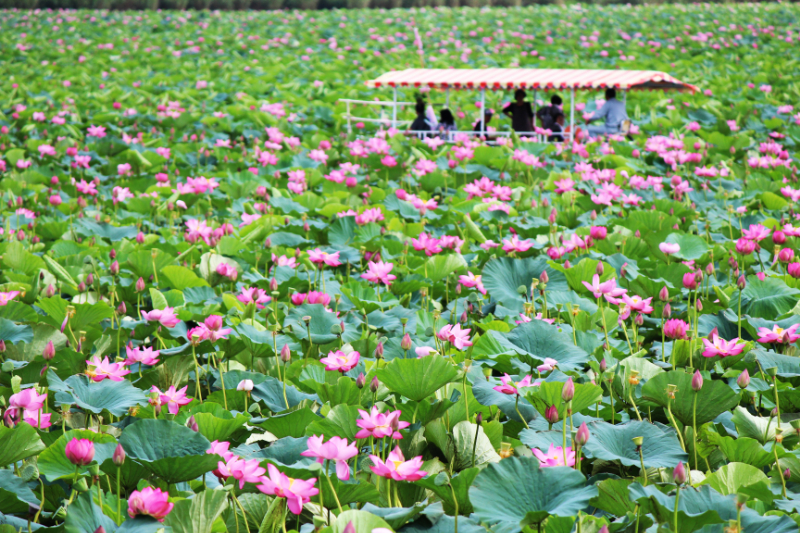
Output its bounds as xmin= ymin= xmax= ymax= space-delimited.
xmin=666 ymin=398 xmax=687 ymax=452
xmin=449 ymin=483 xmax=459 ymax=533
xmin=324 ymin=460 xmax=344 ymax=514
xmin=774 ymin=446 xmax=787 ymax=499
xmin=692 ymin=392 xmax=698 ymax=472
xmin=515 ymin=395 xmax=529 ymax=429
xmin=673 ymin=486 xmax=680 ymax=533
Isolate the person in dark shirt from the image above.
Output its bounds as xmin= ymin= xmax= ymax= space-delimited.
xmin=438 ymin=108 xmax=457 ymax=137
xmin=502 ymin=89 xmax=534 ymax=134
xmin=407 ymin=97 xmax=431 ymax=135
xmin=536 ymin=94 xmax=565 ymax=142
xmin=473 ymin=110 xmax=493 ymax=133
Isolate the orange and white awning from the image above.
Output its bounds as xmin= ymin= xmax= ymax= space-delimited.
xmin=366 ymin=68 xmax=698 ymax=93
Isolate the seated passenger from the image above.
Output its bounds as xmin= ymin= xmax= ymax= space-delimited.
xmin=438 ymin=108 xmax=457 ymax=138
xmin=584 ymin=88 xmax=629 ymax=137
xmin=472 ymin=110 xmax=493 ymax=134
xmin=502 ymin=89 xmax=534 ymax=134
xmin=407 ymin=97 xmax=432 ymax=136
xmin=536 ymin=94 xmax=565 ymax=142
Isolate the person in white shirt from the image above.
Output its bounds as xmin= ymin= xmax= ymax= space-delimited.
xmin=585 ymin=88 xmax=629 ymax=137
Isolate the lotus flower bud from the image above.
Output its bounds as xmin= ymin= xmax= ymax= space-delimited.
xmin=682 ymin=272 xmax=697 ymax=290
xmin=561 ymin=377 xmax=574 ymax=402
xmin=117 ymin=302 xmax=126 ymax=315
xmin=45 ymin=284 xmax=56 ymax=298
xmin=113 ymin=444 xmax=126 ymax=466
xmin=0 ymin=340 xmax=5 ymax=353
xmin=784 ymin=468 xmax=791 ymax=480
xmin=737 ymin=275 xmax=746 ymax=290
xmin=356 ymin=373 xmax=366 ymax=389
xmin=691 ymin=370 xmax=703 ymax=391
xmin=65 ymin=438 xmax=95 ymax=466
xmin=673 ymin=461 xmax=687 ymax=484
xmin=237 ymin=379 xmax=254 ymax=392
xmin=575 ymin=422 xmax=590 ymax=446
xmin=87 ymin=273 xmax=94 ymax=285
xmin=599 ymin=358 xmax=607 ymax=372
xmin=737 ymin=369 xmax=750 ymax=389
xmin=548 ymin=208 xmax=557 ymax=224
xmin=705 ymin=262 xmax=715 ymax=276
xmin=460 ymin=310 xmax=468 ymax=323
xmin=401 ymin=333 xmax=412 ymax=351
xmin=136 ymin=277 xmax=145 ymax=292
xmin=545 ymin=404 xmax=559 ymax=424
xmin=109 ymin=249 xmax=116 ymax=259
xmin=78 ymin=282 xmax=86 ymax=292
xmin=187 ymin=415 xmax=199 ymax=432
xmin=773 ymin=231 xmax=787 ymax=245
xmin=43 ymin=340 xmax=55 ymax=361
xmin=280 ymin=344 xmax=291 ymax=363
xmin=136 ymin=232 xmax=145 ymax=244
xmin=95 ymin=527 xmax=106 ymax=533
xmin=540 ymin=271 xmax=549 ymax=284
xmin=596 ymin=262 xmax=604 ymax=276
xmin=696 ymin=299 xmax=703 ymax=312
xmin=110 ymin=261 xmax=119 ymax=275
xmin=374 ymin=342 xmax=384 ymax=359
xmin=370 ymin=376 xmax=380 ymax=393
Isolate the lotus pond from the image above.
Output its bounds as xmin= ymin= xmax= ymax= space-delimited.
xmin=2 ymin=3 xmax=800 ymax=533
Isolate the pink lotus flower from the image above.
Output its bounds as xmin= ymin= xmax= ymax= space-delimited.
xmin=621 ymin=294 xmax=654 ymax=314
xmin=319 ymin=350 xmax=360 ymax=373
xmin=85 ymin=356 xmax=130 ymax=382
xmin=216 ymin=456 xmax=267 ymax=489
xmin=369 ymin=447 xmax=427 ymax=481
xmin=415 ymin=346 xmax=438 ymax=357
xmin=188 ymin=315 xmax=233 ymax=343
xmin=141 ymin=307 xmax=180 ymax=328
xmin=361 ymin=261 xmax=396 ymax=286
xmin=757 ymin=324 xmax=800 ymax=344
xmin=216 ymin=262 xmax=238 ymax=281
xmin=537 ymin=357 xmax=559 ymax=373
xmin=87 ymin=125 xmax=107 ymax=138
xmin=411 ymin=233 xmax=443 ymax=256
xmin=659 ymin=242 xmax=680 ymax=255
xmin=124 ymin=345 xmax=160 ymax=366
xmin=582 ymin=274 xmax=627 ymax=304
xmin=735 ymin=238 xmax=756 ymax=255
xmin=128 ymin=487 xmax=173 ymax=522
xmin=702 ymin=332 xmax=745 ymax=358
xmin=237 ymin=287 xmax=271 ymax=309
xmin=516 ymin=313 xmax=555 ymax=325
xmin=458 ymin=271 xmax=486 ymax=295
xmin=9 ymin=389 xmax=47 ymax=411
xmin=308 ymin=248 xmax=342 ymax=267
xmin=207 ymin=440 xmax=236 ymax=461
xmin=4 ymin=389 xmax=51 ymax=429
xmin=493 ymin=374 xmax=536 ymax=395
xmin=65 ymin=438 xmax=95 ymax=466
xmin=664 ymin=319 xmax=690 ymax=340
xmin=0 ymin=291 xmax=20 ymax=306
xmin=533 ymin=444 xmax=575 ymax=467
xmin=436 ymin=324 xmax=473 ymax=350
xmin=742 ymin=224 xmax=771 ymax=242
xmin=355 ymin=406 xmax=410 ymax=440
xmin=301 ymin=435 xmax=358 ymax=480
xmin=502 ymin=235 xmax=534 ymax=253
xmin=257 ymin=464 xmax=319 ymax=515
xmin=151 ymin=385 xmax=192 ymax=415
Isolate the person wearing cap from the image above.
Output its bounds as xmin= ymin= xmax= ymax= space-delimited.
xmin=584 ymin=87 xmax=629 ymax=137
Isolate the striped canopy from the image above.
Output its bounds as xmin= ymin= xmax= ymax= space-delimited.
xmin=367 ymin=68 xmax=698 ymax=93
